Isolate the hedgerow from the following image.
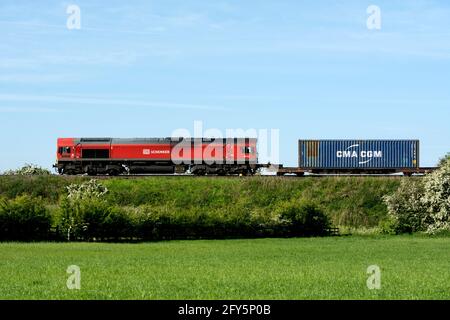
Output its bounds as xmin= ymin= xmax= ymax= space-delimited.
xmin=0 ymin=195 xmax=52 ymax=241
xmin=0 ymin=179 xmax=332 ymax=241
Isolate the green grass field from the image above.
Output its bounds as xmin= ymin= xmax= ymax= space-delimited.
xmin=1 ymin=236 xmax=449 ymax=300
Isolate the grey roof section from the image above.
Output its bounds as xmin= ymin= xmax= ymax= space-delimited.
xmin=74 ymin=138 xmax=111 ymax=144
xmin=73 ymin=137 xmax=257 ymax=145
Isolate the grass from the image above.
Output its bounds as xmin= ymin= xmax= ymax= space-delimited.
xmin=0 ymin=175 xmax=403 ymax=227
xmin=1 ymin=235 xmax=450 ymax=300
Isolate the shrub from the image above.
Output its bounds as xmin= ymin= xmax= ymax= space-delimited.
xmin=0 ymin=195 xmax=52 ymax=240
xmin=130 ymin=206 xmax=166 ymax=240
xmin=384 ymin=156 xmax=450 ymax=234
xmin=58 ymin=180 xmax=132 ymax=241
xmin=103 ymin=207 xmax=134 ymax=240
xmin=438 ymin=153 xmax=450 ymax=167
xmin=277 ymin=201 xmax=330 ymax=236
xmin=422 ymin=158 xmax=450 ymax=234
xmin=66 ymin=179 xmax=108 ymax=200
xmin=3 ymin=164 xmax=51 ymax=176
xmin=58 ymin=197 xmax=133 ymax=241
xmin=383 ymin=179 xmax=428 ymax=234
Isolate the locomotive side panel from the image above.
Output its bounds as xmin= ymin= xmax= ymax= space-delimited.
xmin=55 ymin=137 xmax=259 ymax=175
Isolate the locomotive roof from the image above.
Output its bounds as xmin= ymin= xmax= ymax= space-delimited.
xmin=72 ymin=137 xmax=257 ymax=144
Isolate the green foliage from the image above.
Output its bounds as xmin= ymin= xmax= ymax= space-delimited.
xmin=58 ymin=197 xmax=131 ymax=241
xmin=0 ymin=176 xmax=400 ymax=229
xmin=52 ymin=178 xmax=331 ymax=241
xmin=130 ymin=204 xmax=282 ymax=240
xmin=0 ymin=195 xmax=51 ymax=240
xmin=3 ymin=164 xmax=51 ymax=176
xmin=0 ymin=175 xmax=408 ymax=241
xmin=384 ymin=155 xmax=450 ymax=234
xmin=0 ymin=175 xmax=85 ymax=202
xmin=383 ymin=179 xmax=428 ymax=234
xmin=66 ymin=179 xmax=108 ymax=200
xmin=422 ymin=158 xmax=450 ymax=234
xmin=101 ymin=176 xmax=399 ymax=228
xmin=438 ymin=153 xmax=450 ymax=167
xmin=277 ymin=200 xmax=330 ymax=236
xmin=57 ymin=180 xmax=131 ymax=241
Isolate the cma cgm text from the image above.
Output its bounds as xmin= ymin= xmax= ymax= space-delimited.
xmin=336 ymin=151 xmax=383 ymax=158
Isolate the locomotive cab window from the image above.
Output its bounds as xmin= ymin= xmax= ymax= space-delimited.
xmin=59 ymin=147 xmax=71 ymax=154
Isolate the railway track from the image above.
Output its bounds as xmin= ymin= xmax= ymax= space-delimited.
xmin=45 ymin=169 xmax=438 ymax=179
xmin=3 ymin=167 xmax=437 ymax=179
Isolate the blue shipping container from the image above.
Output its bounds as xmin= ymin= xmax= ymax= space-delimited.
xmin=298 ymin=140 xmax=419 ymax=169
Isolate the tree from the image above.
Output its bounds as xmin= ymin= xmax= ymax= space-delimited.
xmin=384 ymin=155 xmax=450 ymax=234
xmin=438 ymin=153 xmax=450 ymax=167
xmin=422 ymin=157 xmax=450 ymax=234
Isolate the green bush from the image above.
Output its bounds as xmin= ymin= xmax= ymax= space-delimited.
xmin=103 ymin=207 xmax=134 ymax=240
xmin=57 ymin=180 xmax=130 ymax=241
xmin=58 ymin=197 xmax=133 ymax=241
xmin=383 ymin=179 xmax=429 ymax=234
xmin=131 ymin=203 xmax=288 ymax=240
xmin=0 ymin=195 xmax=52 ymax=240
xmin=384 ymin=156 xmax=450 ymax=234
xmin=3 ymin=164 xmax=51 ymax=176
xmin=66 ymin=179 xmax=108 ymax=200
xmin=131 ymin=205 xmax=167 ymax=240
xmin=438 ymin=153 xmax=450 ymax=167
xmin=277 ymin=201 xmax=330 ymax=236
xmin=422 ymin=158 xmax=450 ymax=234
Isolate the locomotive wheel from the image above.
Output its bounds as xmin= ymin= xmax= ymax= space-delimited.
xmin=87 ymin=169 xmax=97 ymax=176
xmin=107 ymin=169 xmax=119 ymax=176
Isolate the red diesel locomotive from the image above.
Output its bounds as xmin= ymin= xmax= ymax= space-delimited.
xmin=55 ymin=137 xmax=258 ymax=175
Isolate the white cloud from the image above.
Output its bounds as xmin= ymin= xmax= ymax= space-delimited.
xmin=0 ymin=93 xmax=228 ymax=111
xmin=0 ymin=73 xmax=77 ymax=83
xmin=0 ymin=106 xmax=66 ymax=113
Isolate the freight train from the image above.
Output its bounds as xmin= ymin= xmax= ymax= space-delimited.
xmin=54 ymin=137 xmax=431 ymax=176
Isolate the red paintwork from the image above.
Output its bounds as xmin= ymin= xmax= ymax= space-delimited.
xmin=171 ymin=141 xmax=257 ymax=163
xmin=57 ymin=138 xmax=258 ymax=164
xmin=56 ymin=138 xmax=75 ymax=160
xmin=111 ymin=144 xmax=172 ymax=160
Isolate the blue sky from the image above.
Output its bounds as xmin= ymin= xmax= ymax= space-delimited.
xmin=0 ymin=0 xmax=449 ymax=170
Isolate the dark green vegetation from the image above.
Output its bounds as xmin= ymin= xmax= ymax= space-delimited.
xmin=0 ymin=175 xmax=404 ymax=240
xmin=1 ymin=236 xmax=449 ymax=300
xmin=0 ymin=196 xmax=52 ymax=241
xmin=0 ymin=175 xmax=400 ymax=227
